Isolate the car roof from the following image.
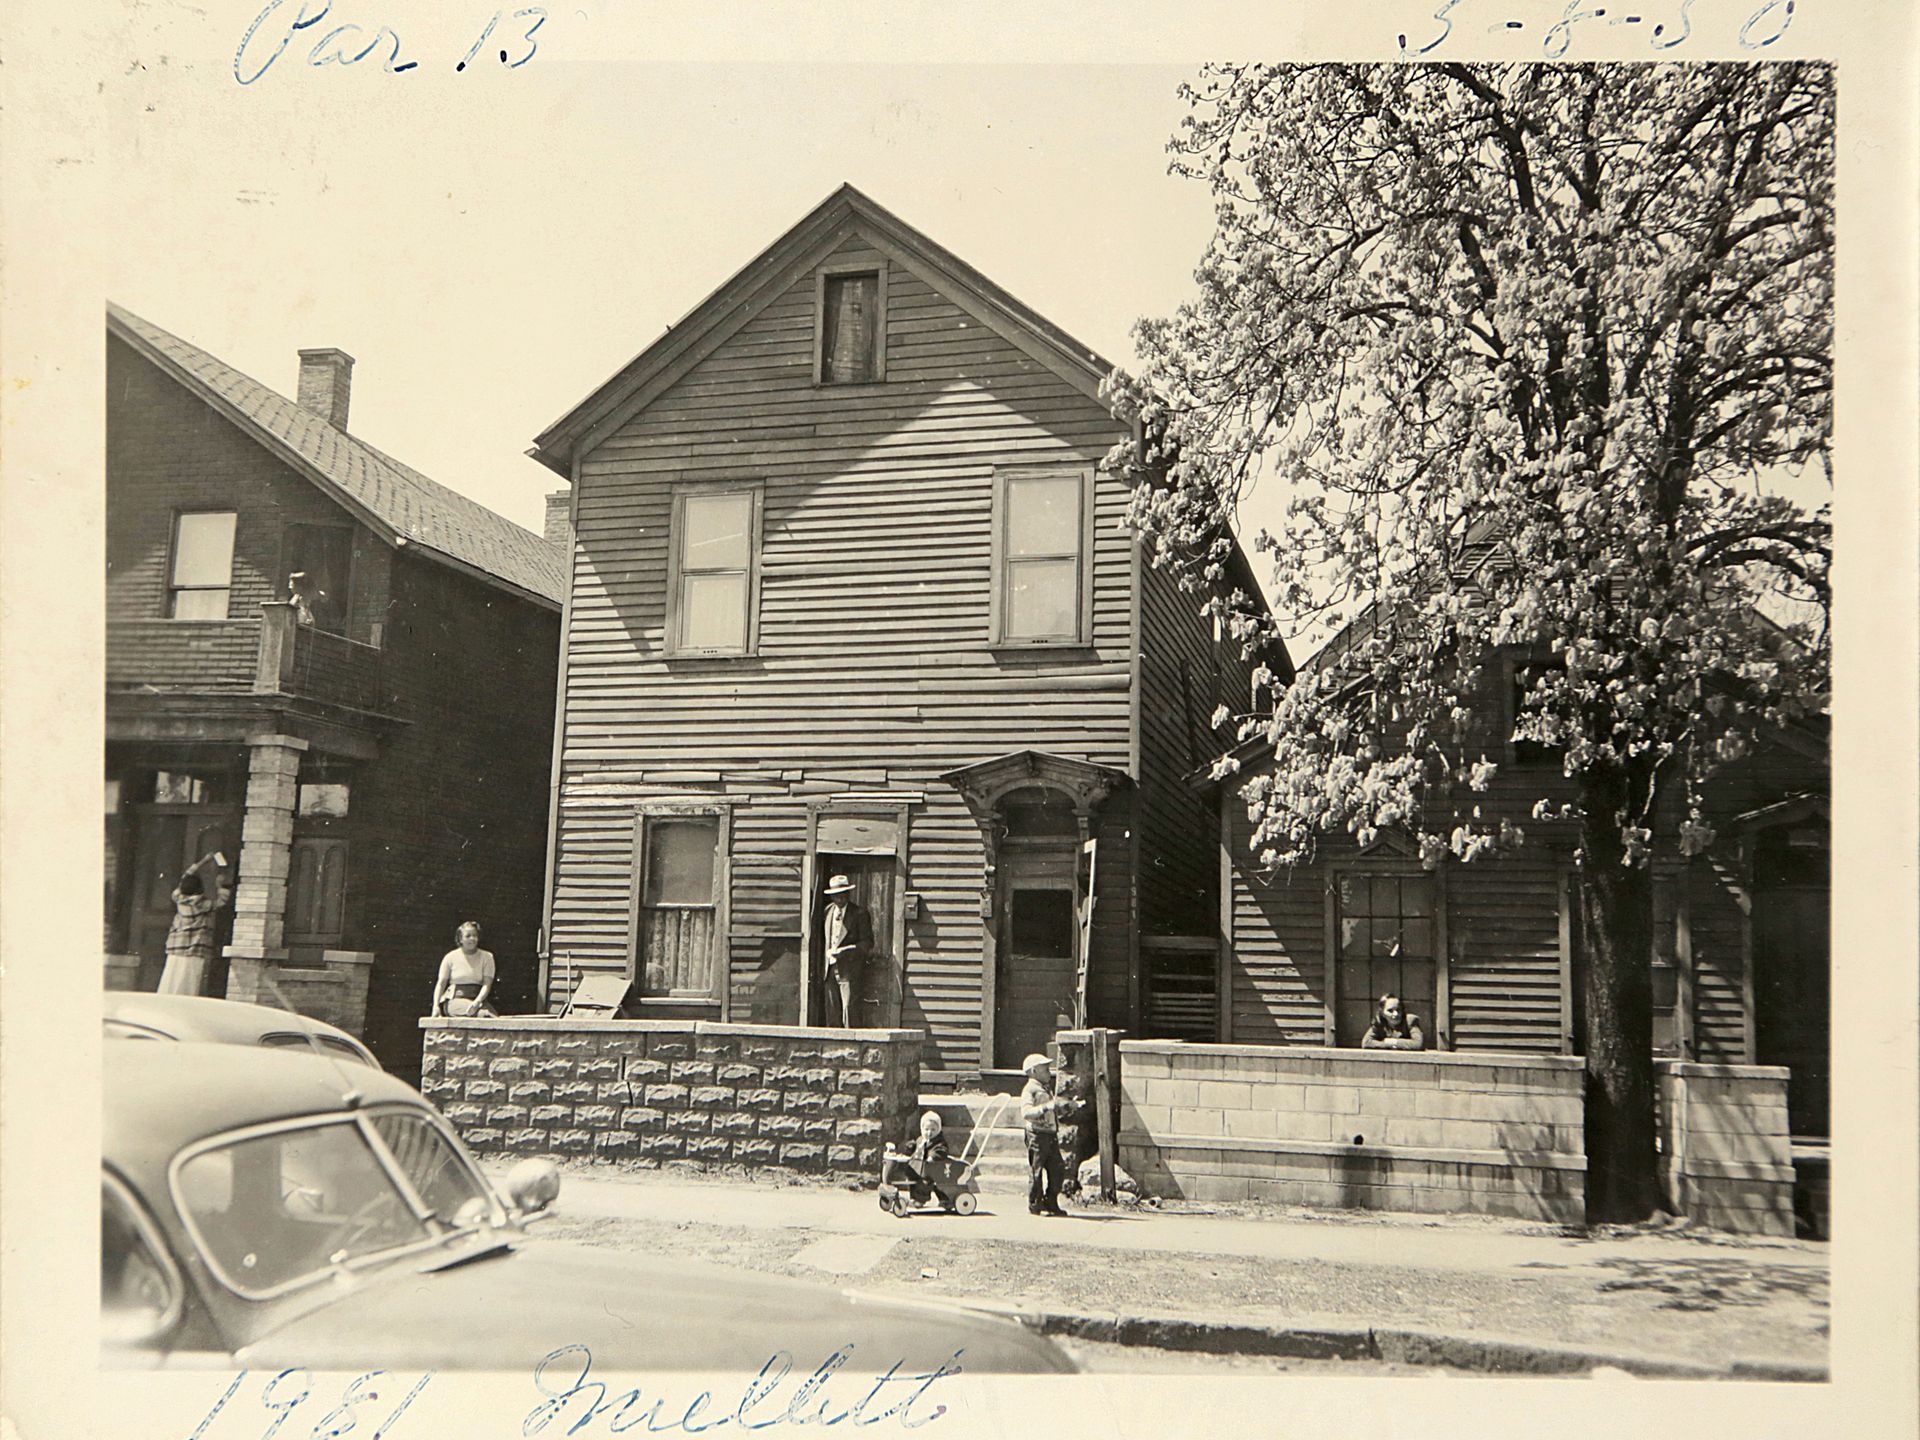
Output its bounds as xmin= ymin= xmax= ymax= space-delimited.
xmin=105 ymin=1043 xmax=426 ymax=1190
xmin=104 ymin=994 xmax=373 ymax=1056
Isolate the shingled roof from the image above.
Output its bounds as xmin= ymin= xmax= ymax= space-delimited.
xmin=108 ymin=303 xmax=566 ymax=609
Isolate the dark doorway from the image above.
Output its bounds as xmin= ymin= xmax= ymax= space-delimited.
xmin=126 ymin=796 xmax=237 ymax=991
xmin=283 ymin=523 xmax=354 ymax=635
xmin=993 ymin=848 xmax=1077 ymax=1069
xmin=808 ymin=854 xmax=896 ymax=1028
xmin=1752 ymin=826 xmax=1830 ymax=1138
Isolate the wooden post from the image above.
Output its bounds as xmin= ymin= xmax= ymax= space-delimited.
xmin=254 ymin=601 xmax=298 ymax=693
xmin=1092 ymin=1027 xmax=1116 ymax=1202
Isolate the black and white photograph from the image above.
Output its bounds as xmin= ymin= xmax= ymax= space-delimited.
xmin=2 ymin=4 xmax=1916 ymax=1436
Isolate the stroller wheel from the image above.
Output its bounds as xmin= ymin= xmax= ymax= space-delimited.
xmin=953 ymin=1191 xmax=978 ymax=1216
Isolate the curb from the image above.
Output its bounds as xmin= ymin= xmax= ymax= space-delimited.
xmin=956 ymin=1301 xmax=1826 ymax=1382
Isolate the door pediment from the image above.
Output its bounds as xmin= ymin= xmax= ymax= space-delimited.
xmin=939 ymin=750 xmax=1129 ymax=828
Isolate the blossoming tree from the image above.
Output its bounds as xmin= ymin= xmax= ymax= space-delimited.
xmin=1109 ymin=62 xmax=1832 ymax=1221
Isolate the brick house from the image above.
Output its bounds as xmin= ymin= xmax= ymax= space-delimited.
xmin=105 ymin=303 xmax=565 ymax=1079
xmin=524 ymin=185 xmax=1287 ymax=1086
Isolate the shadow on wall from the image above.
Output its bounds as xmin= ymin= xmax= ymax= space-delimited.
xmin=750 ymin=940 xmax=800 ymax=1026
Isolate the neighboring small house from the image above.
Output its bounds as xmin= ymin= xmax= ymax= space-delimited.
xmin=105 ymin=304 xmax=565 ymax=1080
xmin=1200 ymin=652 xmax=1830 ymax=1146
xmin=526 ymin=184 xmax=1286 ymax=1084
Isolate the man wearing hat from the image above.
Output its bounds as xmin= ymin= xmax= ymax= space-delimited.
xmin=820 ymin=874 xmax=865 ymax=1027
xmin=1019 ymin=1052 xmax=1069 ymax=1216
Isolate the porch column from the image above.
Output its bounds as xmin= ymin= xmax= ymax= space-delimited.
xmin=224 ymin=733 xmax=308 ymax=1002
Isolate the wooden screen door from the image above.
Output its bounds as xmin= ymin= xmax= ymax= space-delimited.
xmin=993 ymin=848 xmax=1078 ymax=1069
xmin=126 ymin=806 xmax=236 ymax=989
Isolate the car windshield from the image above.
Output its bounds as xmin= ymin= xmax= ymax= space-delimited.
xmin=174 ymin=1109 xmax=497 ymax=1298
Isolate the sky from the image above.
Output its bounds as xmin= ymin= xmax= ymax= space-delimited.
xmin=108 ymin=56 xmax=1232 ymax=546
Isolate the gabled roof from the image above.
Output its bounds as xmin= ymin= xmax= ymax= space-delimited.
xmin=108 ymin=304 xmax=565 ymax=609
xmin=528 ymin=183 xmax=1116 ymax=476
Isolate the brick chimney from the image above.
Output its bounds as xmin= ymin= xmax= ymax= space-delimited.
xmin=297 ymin=348 xmax=355 ymax=429
xmin=544 ymin=489 xmax=573 ymax=551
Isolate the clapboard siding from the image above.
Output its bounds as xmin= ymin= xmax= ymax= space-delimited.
xmin=1224 ymin=769 xmax=1575 ymax=1055
xmin=1218 ymin=661 xmax=1826 ymax=1062
xmin=549 ymin=230 xmax=1141 ymax=1066
xmin=1136 ymin=561 xmax=1256 ymax=948
xmin=1445 ymin=857 xmax=1566 ymax=1053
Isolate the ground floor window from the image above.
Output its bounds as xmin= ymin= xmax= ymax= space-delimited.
xmin=1331 ymin=869 xmax=1438 ymax=1047
xmin=631 ymin=809 xmax=728 ymax=1002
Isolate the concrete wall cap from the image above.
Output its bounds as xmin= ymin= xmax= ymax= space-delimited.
xmin=421 ymin=1016 xmax=923 ymax=1042
xmin=1117 ymin=1040 xmax=1584 ymax=1072
xmin=1658 ymin=1060 xmax=1793 ymax=1081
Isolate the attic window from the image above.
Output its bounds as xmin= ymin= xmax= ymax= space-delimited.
xmin=816 ymin=266 xmax=887 ymax=385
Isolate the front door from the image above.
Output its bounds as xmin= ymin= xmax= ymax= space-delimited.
xmin=808 ymin=854 xmax=896 ymax=1028
xmin=993 ymin=848 xmax=1077 ymax=1070
xmin=126 ymin=806 xmax=237 ymax=990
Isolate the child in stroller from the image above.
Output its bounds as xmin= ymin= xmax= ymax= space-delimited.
xmin=878 ymin=1111 xmax=979 ymax=1216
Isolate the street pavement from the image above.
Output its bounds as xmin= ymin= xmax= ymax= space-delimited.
xmin=493 ymin=1162 xmax=1831 ymax=1379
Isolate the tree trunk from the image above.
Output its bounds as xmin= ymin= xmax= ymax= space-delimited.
xmin=1576 ymin=785 xmax=1662 ymax=1224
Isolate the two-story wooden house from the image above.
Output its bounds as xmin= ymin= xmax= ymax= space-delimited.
xmin=105 ymin=304 xmax=565 ymax=1079
xmin=527 ymin=186 xmax=1285 ymax=1084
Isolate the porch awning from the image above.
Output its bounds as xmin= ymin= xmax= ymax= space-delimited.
xmin=938 ymin=750 xmax=1131 ymax=815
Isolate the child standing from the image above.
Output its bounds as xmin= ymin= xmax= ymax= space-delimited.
xmin=1019 ymin=1052 xmax=1067 ymax=1216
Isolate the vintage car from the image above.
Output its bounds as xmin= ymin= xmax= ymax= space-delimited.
xmin=104 ymin=993 xmax=381 ymax=1069
xmin=102 ymin=1043 xmax=1075 ymax=1373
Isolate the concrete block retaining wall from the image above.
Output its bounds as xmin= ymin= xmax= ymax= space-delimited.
xmin=1656 ymin=1060 xmax=1794 ymax=1236
xmin=421 ymin=1018 xmax=921 ymax=1175
xmin=1117 ymin=1041 xmax=1587 ymax=1224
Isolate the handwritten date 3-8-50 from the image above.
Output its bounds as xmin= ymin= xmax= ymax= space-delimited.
xmin=234 ymin=0 xmax=547 ymax=84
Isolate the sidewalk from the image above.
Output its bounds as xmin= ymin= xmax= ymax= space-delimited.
xmin=497 ymin=1162 xmax=1830 ymax=1380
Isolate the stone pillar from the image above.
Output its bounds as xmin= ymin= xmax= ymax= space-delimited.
xmin=224 ymin=734 xmax=307 ymax=1002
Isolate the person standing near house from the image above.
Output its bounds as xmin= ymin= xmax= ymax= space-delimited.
xmin=1020 ymin=1052 xmax=1068 ymax=1217
xmin=820 ymin=875 xmax=865 ymax=1028
xmin=157 ymin=853 xmax=230 ymax=996
xmin=432 ymin=921 xmax=498 ymax=1017
xmin=1361 ymin=993 xmax=1426 ymax=1051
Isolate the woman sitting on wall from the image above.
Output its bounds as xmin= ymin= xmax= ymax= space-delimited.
xmin=432 ymin=921 xmax=498 ymax=1017
xmin=1360 ymin=993 xmax=1425 ymax=1051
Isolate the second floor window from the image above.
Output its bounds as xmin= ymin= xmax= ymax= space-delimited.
xmin=168 ymin=511 xmax=236 ymax=619
xmin=994 ymin=470 xmax=1092 ymax=645
xmin=668 ymin=487 xmax=762 ymax=656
